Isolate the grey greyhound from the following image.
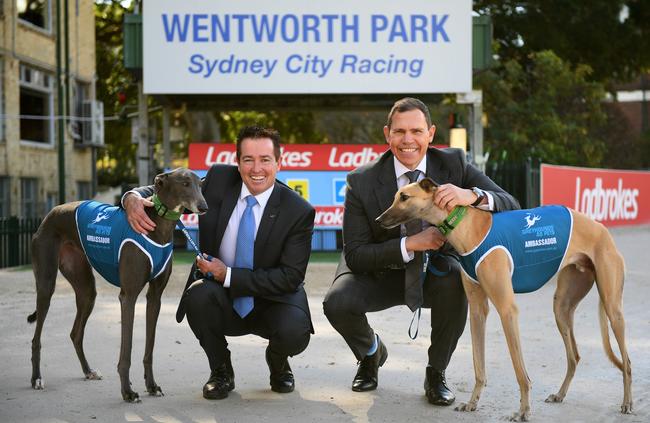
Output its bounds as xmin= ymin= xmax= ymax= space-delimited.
xmin=28 ymin=168 xmax=207 ymax=402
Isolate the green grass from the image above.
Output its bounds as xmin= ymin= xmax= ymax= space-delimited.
xmin=172 ymin=249 xmax=341 ymax=265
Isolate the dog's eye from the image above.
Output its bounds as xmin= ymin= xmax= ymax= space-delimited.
xmin=400 ymin=193 xmax=409 ymax=202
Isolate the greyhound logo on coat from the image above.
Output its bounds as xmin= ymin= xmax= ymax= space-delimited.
xmin=91 ymin=211 xmax=110 ymax=224
xmin=524 ymin=213 xmax=541 ymax=229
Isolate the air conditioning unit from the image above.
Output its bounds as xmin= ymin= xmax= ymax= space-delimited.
xmin=81 ymin=100 xmax=104 ymax=146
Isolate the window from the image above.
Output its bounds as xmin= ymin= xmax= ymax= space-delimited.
xmin=71 ymin=80 xmax=90 ymax=144
xmin=19 ymin=64 xmax=54 ymax=145
xmin=45 ymin=192 xmax=58 ymax=214
xmin=0 ymin=58 xmax=4 ymax=141
xmin=77 ymin=181 xmax=91 ymax=200
xmin=21 ymin=178 xmax=39 ymax=218
xmin=17 ymin=0 xmax=51 ymax=31
xmin=0 ymin=177 xmax=10 ymax=218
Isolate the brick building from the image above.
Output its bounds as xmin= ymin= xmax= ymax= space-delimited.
xmin=0 ymin=0 xmax=100 ymax=218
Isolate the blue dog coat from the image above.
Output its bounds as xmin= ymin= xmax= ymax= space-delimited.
xmin=459 ymin=205 xmax=573 ymax=293
xmin=75 ymin=201 xmax=173 ymax=287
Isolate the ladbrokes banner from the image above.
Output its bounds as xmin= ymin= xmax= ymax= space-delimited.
xmin=540 ymin=164 xmax=650 ymax=227
xmin=188 ymin=143 xmax=400 ymax=228
xmin=189 ymin=143 xmax=388 ymax=171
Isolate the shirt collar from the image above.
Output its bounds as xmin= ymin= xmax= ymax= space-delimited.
xmin=240 ymin=182 xmax=274 ymax=210
xmin=393 ymin=156 xmax=427 ymax=180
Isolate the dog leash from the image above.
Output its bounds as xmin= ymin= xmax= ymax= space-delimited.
xmin=176 ymin=220 xmax=214 ymax=279
xmin=408 ymin=251 xmax=452 ymax=340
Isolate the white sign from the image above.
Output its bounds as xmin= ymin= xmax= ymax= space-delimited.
xmin=143 ymin=0 xmax=471 ymax=94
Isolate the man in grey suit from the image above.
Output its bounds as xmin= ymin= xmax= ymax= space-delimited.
xmin=323 ymin=97 xmax=519 ymax=405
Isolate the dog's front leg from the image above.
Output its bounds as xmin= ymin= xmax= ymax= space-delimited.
xmin=455 ymin=278 xmax=489 ymax=413
xmin=477 ymin=251 xmax=531 ymax=422
xmin=118 ymin=286 xmax=141 ymax=402
xmin=143 ymin=265 xmax=171 ymax=396
xmin=118 ymin=253 xmax=148 ymax=403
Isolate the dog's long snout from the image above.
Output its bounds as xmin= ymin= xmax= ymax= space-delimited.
xmin=197 ymin=200 xmax=208 ymax=215
xmin=376 ymin=210 xmax=400 ymax=229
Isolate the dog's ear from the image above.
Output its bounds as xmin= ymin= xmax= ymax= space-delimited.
xmin=154 ymin=173 xmax=168 ymax=188
xmin=419 ymin=177 xmax=437 ymax=193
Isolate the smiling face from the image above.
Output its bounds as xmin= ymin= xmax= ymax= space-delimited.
xmin=237 ymin=137 xmax=280 ymax=195
xmin=383 ymin=109 xmax=436 ymax=170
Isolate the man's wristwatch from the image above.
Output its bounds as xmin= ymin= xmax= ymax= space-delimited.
xmin=471 ymin=187 xmax=486 ymax=207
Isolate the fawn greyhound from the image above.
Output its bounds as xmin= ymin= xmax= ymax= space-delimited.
xmin=376 ymin=177 xmax=631 ymax=421
xmin=28 ymin=168 xmax=207 ymax=402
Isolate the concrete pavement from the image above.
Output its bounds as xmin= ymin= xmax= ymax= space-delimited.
xmin=1 ymin=225 xmax=649 ymax=422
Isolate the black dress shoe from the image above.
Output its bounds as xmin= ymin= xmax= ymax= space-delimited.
xmin=203 ymin=352 xmax=235 ymax=400
xmin=265 ymin=347 xmax=295 ymax=393
xmin=352 ymin=336 xmax=388 ymax=392
xmin=424 ymin=367 xmax=455 ymax=406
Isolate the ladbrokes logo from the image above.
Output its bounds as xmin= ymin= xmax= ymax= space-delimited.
xmin=203 ymin=146 xmax=313 ymax=168
xmin=327 ymin=147 xmax=381 ymax=168
xmin=574 ymin=177 xmax=639 ymax=221
xmin=314 ymin=207 xmax=344 ymax=226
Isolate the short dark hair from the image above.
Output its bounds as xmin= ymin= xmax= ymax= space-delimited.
xmin=236 ymin=126 xmax=282 ymax=161
xmin=386 ymin=97 xmax=432 ymax=129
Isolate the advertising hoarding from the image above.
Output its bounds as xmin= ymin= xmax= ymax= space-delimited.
xmin=540 ymin=164 xmax=650 ymax=227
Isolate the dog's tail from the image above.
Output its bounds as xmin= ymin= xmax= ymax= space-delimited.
xmin=598 ymin=300 xmax=624 ymax=371
xmin=27 ymin=311 xmax=37 ymax=323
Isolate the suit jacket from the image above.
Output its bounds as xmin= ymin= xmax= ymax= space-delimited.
xmin=133 ymin=165 xmax=315 ymax=328
xmin=336 ymin=147 xmax=520 ymax=279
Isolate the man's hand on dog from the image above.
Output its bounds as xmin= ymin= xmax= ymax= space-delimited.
xmin=196 ymin=254 xmax=227 ymax=283
xmin=405 ymin=227 xmax=446 ymax=252
xmin=434 ymin=184 xmax=480 ymax=210
xmin=124 ymin=193 xmax=156 ymax=234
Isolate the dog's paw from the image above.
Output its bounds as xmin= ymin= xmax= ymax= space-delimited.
xmin=508 ymin=409 xmax=530 ymax=422
xmin=455 ymin=402 xmax=477 ymax=412
xmin=147 ymin=385 xmax=164 ymax=397
xmin=32 ymin=378 xmax=44 ymax=390
xmin=544 ymin=393 xmax=563 ymax=403
xmin=122 ymin=391 xmax=141 ymax=403
xmin=85 ymin=370 xmax=103 ymax=380
xmin=621 ymin=402 xmax=633 ymax=414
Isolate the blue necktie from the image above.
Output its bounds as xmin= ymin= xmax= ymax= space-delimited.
xmin=233 ymin=195 xmax=257 ymax=318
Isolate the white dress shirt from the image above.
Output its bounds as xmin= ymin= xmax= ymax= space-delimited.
xmin=219 ymin=183 xmax=274 ymax=287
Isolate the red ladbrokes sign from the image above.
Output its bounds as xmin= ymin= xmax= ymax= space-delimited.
xmin=541 ymin=164 xmax=650 ymax=227
xmin=189 ymin=143 xmax=388 ymax=171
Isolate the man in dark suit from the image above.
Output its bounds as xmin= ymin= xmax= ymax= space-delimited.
xmin=323 ymin=98 xmax=519 ymax=405
xmin=123 ymin=126 xmax=315 ymax=400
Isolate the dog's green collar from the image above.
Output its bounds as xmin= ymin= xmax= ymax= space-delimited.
xmin=152 ymin=194 xmax=182 ymax=221
xmin=437 ymin=206 xmax=467 ymax=236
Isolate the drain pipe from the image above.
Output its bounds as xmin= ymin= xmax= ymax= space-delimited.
xmin=56 ymin=0 xmax=66 ymax=203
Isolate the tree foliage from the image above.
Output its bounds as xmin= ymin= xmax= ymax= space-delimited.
xmin=478 ymin=51 xmax=608 ymax=166
xmin=95 ymin=0 xmax=137 ymax=187
xmin=474 ymin=0 xmax=650 ymax=83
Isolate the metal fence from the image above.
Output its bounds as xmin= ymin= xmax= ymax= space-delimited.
xmin=0 ymin=217 xmax=42 ymax=268
xmin=485 ymin=158 xmax=541 ymax=209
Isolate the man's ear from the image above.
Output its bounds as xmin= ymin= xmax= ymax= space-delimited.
xmin=419 ymin=177 xmax=438 ymax=193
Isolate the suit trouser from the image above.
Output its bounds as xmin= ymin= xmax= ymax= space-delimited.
xmin=183 ymin=279 xmax=311 ymax=371
xmin=323 ymin=255 xmax=468 ymax=371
